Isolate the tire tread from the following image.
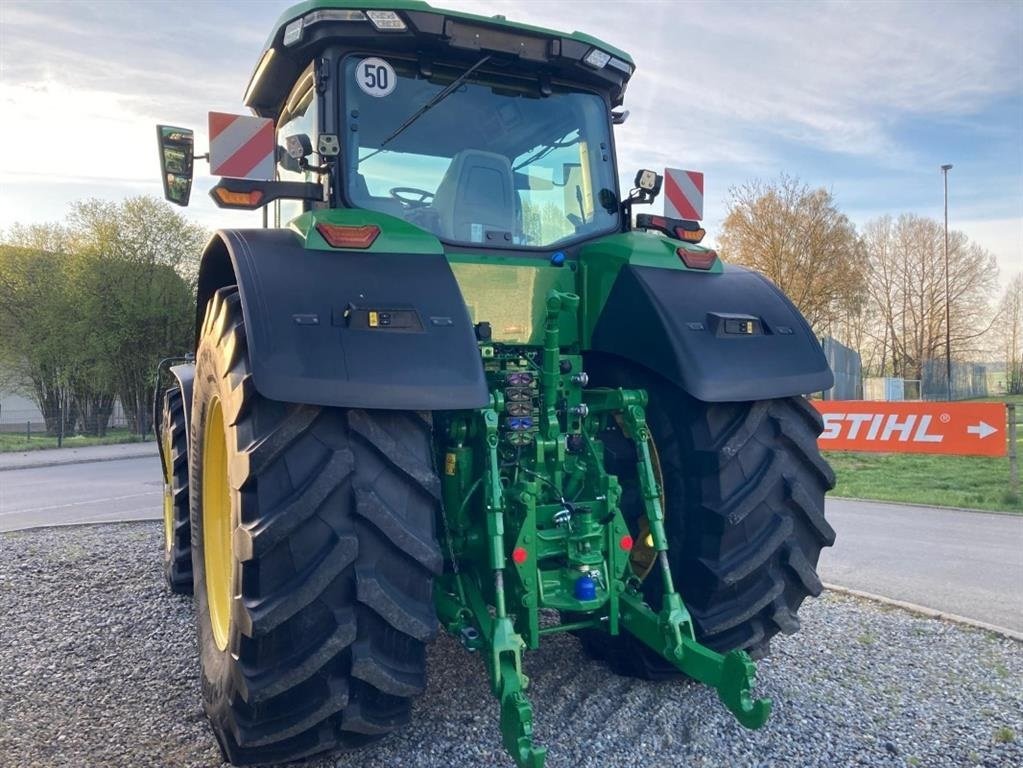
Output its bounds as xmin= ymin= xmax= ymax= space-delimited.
xmin=162 ymin=387 xmax=192 ymax=594
xmin=191 ymin=287 xmax=439 ymax=765
xmin=578 ymin=357 xmax=835 ymax=677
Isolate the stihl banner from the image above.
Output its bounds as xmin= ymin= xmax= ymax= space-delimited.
xmin=813 ymin=401 xmax=1007 ymax=457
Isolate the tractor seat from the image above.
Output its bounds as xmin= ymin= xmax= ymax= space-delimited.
xmin=432 ymin=150 xmax=515 ymax=244
xmin=348 ymin=172 xmax=405 ymax=218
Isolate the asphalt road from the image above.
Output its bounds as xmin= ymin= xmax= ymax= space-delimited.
xmin=819 ymin=498 xmax=1023 ymax=633
xmin=2 ymin=455 xmax=1021 ymax=633
xmin=0 ymin=456 xmax=162 ymax=532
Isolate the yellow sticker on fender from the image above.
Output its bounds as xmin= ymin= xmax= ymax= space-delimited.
xmin=444 ymin=452 xmax=457 ymax=476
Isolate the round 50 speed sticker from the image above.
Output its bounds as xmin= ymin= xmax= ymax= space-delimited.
xmin=356 ymin=57 xmax=396 ymax=98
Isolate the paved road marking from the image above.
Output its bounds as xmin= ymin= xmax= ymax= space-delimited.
xmin=0 ymin=491 xmax=160 ymax=517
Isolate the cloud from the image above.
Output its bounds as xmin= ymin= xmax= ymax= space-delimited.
xmin=0 ymin=1 xmax=266 ymax=120
xmin=443 ymin=0 xmax=1020 ymax=162
xmin=954 ymin=216 xmax=1023 ymax=280
xmin=0 ymin=81 xmax=157 ymax=182
xmin=0 ymin=0 xmax=1019 ymax=272
xmin=0 ymin=0 xmax=282 ymax=230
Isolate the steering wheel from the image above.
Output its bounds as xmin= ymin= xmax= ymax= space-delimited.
xmin=390 ymin=187 xmax=435 ymax=208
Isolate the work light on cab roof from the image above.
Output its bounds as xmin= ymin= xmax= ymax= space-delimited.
xmin=151 ymin=2 xmax=836 ymax=767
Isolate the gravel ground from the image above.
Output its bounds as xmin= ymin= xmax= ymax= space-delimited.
xmin=1 ymin=522 xmax=1020 ymax=768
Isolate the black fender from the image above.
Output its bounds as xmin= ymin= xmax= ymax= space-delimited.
xmin=590 ymin=264 xmax=833 ymax=402
xmin=195 ymin=229 xmax=488 ymax=410
xmin=154 ymin=362 xmax=195 ymax=471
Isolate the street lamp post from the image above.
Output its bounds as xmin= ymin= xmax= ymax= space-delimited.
xmin=941 ymin=163 xmax=953 ymax=401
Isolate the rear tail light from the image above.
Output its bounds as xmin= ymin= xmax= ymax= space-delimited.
xmin=316 ymin=223 xmax=380 ymax=249
xmin=635 ymin=213 xmax=704 ymax=243
xmin=677 ymin=247 xmax=718 ymax=270
xmin=674 ymin=226 xmax=706 ymax=243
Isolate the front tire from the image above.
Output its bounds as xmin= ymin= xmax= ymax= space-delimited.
xmin=582 ymin=357 xmax=836 ymax=678
xmin=190 ymin=287 xmax=443 ymax=764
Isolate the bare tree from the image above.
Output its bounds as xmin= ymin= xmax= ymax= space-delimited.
xmin=858 ymin=213 xmax=999 ymax=380
xmin=719 ymin=175 xmax=866 ymax=335
xmin=998 ymin=273 xmax=1023 ymax=395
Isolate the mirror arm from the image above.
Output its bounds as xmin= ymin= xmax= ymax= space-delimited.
xmin=620 ymin=187 xmax=656 ymax=231
xmin=298 ymin=157 xmax=331 ymax=175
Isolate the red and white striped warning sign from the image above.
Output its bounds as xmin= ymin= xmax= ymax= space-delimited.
xmin=208 ymin=112 xmax=275 ymax=180
xmin=664 ymin=168 xmax=704 ymax=221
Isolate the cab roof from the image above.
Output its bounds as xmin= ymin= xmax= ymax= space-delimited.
xmin=245 ymin=0 xmax=636 ymax=119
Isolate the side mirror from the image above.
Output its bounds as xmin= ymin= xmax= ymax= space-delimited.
xmin=156 ymin=125 xmax=194 ymax=206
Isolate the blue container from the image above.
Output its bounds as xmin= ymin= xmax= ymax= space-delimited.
xmin=574 ymin=575 xmax=597 ymax=601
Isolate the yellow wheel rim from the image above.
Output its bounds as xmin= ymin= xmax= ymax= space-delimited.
xmin=202 ymin=396 xmax=233 ymax=652
xmin=162 ymin=426 xmax=174 ymax=554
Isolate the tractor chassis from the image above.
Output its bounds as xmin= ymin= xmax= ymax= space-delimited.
xmin=434 ymin=290 xmax=771 ymax=768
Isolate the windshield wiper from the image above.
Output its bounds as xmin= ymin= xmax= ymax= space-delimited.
xmin=512 ymin=131 xmax=577 ymax=172
xmin=359 ymin=55 xmax=492 ymax=165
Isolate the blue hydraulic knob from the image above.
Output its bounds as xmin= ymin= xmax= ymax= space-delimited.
xmin=574 ymin=574 xmax=597 ymax=601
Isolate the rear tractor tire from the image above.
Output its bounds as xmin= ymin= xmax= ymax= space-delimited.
xmin=189 ymin=286 xmax=443 ymax=765
xmin=581 ymin=358 xmax=836 ymax=678
xmin=161 ymin=386 xmax=192 ymax=594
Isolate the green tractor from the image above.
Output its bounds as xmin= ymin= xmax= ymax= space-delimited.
xmin=154 ymin=2 xmax=836 ymax=765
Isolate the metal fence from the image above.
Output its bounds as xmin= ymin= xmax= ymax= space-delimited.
xmin=921 ymin=359 xmax=990 ymax=401
xmin=820 ymin=336 xmax=862 ymax=400
xmin=812 ymin=340 xmax=1000 ymax=403
xmin=862 ymin=377 xmax=923 ymax=401
xmin=0 ymin=402 xmax=130 ymax=438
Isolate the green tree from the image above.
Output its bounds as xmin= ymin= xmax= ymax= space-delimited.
xmin=0 ymin=240 xmax=76 ymax=436
xmin=65 ymin=197 xmax=203 ymax=433
xmin=0 ymin=196 xmax=204 ymax=436
xmin=68 ymin=195 xmax=206 ymax=288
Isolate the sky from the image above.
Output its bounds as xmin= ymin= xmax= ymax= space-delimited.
xmin=0 ymin=0 xmax=1020 ymax=284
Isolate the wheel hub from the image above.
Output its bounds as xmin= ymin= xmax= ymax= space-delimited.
xmin=202 ymin=396 xmax=233 ymax=651
xmin=162 ymin=427 xmax=174 ymax=554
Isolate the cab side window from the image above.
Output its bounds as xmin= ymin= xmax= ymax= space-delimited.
xmin=275 ymin=67 xmax=318 ymax=226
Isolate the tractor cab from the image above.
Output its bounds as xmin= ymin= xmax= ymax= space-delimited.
xmin=161 ymin=0 xmax=641 ymax=252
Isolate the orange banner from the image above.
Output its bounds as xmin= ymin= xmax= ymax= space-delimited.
xmin=813 ymin=401 xmax=1007 ymax=457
